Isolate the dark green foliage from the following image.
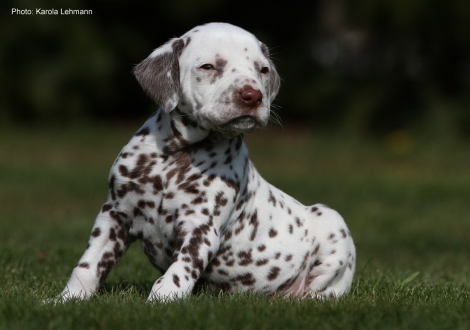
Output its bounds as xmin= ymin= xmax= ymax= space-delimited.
xmin=1 ymin=0 xmax=470 ymax=136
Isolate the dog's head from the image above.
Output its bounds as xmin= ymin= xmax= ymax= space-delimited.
xmin=134 ymin=23 xmax=280 ymax=134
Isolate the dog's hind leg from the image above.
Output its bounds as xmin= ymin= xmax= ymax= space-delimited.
xmin=304 ymin=204 xmax=356 ymax=298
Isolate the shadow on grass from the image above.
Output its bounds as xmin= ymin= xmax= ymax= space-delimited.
xmin=98 ymin=280 xmax=154 ymax=298
xmin=98 ymin=278 xmax=229 ymax=300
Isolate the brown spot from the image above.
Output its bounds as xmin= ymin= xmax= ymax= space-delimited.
xmin=191 ymin=196 xmax=205 ymax=205
xmin=212 ymin=257 xmax=221 ymax=267
xmin=192 ymin=257 xmax=204 ymax=272
xmin=255 ymin=259 xmax=269 ymax=266
xmin=109 ymin=228 xmax=117 ymax=241
xmin=215 ymin=57 xmax=227 ymax=76
xmin=78 ymin=262 xmax=89 ymax=269
xmin=185 ymin=209 xmax=195 ymax=216
xmin=285 ymin=254 xmax=293 ymax=262
xmin=116 ymin=181 xmax=145 ymax=198
xmin=133 ymin=207 xmax=144 ymax=217
xmin=101 ymin=204 xmax=112 ymax=213
xmin=268 ymin=190 xmax=277 ymax=207
xmin=152 ymin=175 xmax=164 ymax=194
xmin=257 ymin=245 xmax=266 ymax=252
xmin=215 ymin=191 xmax=228 ymax=207
xmin=235 ymin=273 xmax=256 ymax=286
xmin=166 ymin=168 xmax=178 ymax=181
xmin=187 ymin=228 xmax=204 ymax=259
xmin=157 ymin=201 xmax=167 ymax=216
xmin=117 ymin=228 xmax=127 ymax=241
xmin=313 ymin=244 xmax=320 ymax=255
xmin=269 ymin=228 xmax=278 ymax=238
xmin=267 ymin=266 xmax=281 ymax=281
xmin=109 ymin=175 xmax=117 ymax=200
xmin=173 ymin=274 xmax=180 ymax=288
xmin=224 ymin=231 xmax=232 ymax=240
xmin=249 ymin=211 xmax=259 ymax=241
xmin=238 ymin=250 xmax=253 ymax=266
xmin=91 ymin=227 xmax=101 ymax=237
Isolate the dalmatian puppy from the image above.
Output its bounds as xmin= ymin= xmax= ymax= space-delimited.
xmin=55 ymin=22 xmax=356 ymax=302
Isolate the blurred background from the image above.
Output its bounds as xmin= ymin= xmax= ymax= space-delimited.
xmin=1 ymin=0 xmax=470 ymax=138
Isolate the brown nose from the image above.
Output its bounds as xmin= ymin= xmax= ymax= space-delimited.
xmin=240 ymin=87 xmax=262 ymax=107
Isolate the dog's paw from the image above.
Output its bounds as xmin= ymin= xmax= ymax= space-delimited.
xmin=43 ymin=290 xmax=89 ymax=305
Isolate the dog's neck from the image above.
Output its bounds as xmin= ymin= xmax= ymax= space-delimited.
xmin=171 ymin=108 xmax=210 ymax=142
xmin=158 ymin=108 xmax=241 ymax=154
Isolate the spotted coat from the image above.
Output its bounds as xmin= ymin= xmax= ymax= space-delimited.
xmin=56 ymin=23 xmax=356 ymax=302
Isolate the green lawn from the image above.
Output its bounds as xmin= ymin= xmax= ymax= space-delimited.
xmin=0 ymin=123 xmax=469 ymax=329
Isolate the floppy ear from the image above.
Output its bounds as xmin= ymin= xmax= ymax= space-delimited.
xmin=261 ymin=43 xmax=281 ymax=102
xmin=134 ymin=38 xmax=185 ymax=112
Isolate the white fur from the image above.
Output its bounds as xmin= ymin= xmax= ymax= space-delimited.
xmin=53 ymin=23 xmax=355 ymax=303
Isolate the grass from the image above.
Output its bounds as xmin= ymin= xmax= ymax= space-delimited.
xmin=0 ymin=122 xmax=469 ymax=329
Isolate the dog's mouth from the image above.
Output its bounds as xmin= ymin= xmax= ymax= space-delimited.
xmin=220 ymin=115 xmax=259 ymax=133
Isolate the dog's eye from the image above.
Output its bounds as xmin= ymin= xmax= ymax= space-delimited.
xmin=200 ymin=64 xmax=215 ymax=70
xmin=260 ymin=67 xmax=269 ymax=74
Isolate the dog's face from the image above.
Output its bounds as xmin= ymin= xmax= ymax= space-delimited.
xmin=134 ymin=23 xmax=280 ymax=134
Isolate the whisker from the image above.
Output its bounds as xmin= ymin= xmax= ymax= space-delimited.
xmin=269 ymin=107 xmax=284 ymax=129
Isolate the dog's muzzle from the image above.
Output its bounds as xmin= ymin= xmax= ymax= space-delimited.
xmin=221 ymin=115 xmax=260 ymax=133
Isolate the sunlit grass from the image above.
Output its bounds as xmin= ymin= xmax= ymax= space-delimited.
xmin=0 ymin=123 xmax=469 ymax=329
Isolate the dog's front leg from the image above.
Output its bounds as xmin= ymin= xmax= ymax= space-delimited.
xmin=58 ymin=204 xmax=131 ymax=301
xmin=147 ymin=216 xmax=220 ymax=302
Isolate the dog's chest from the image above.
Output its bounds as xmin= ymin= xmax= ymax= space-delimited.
xmin=110 ymin=131 xmax=250 ymax=267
